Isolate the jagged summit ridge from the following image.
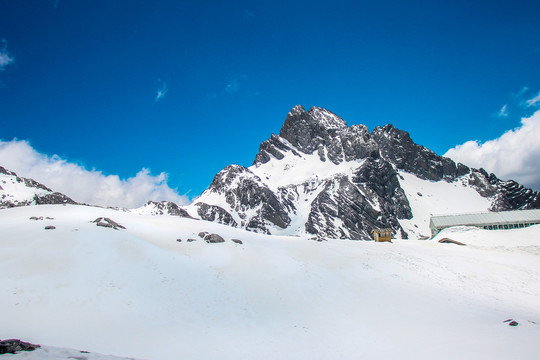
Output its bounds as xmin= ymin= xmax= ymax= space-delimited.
xmin=277 ymin=105 xmax=348 ymax=156
xmin=255 ymin=107 xmax=377 ymax=167
xmin=192 ymin=105 xmax=540 ymax=240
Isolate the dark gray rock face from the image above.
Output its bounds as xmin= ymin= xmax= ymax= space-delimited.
xmin=462 ymin=168 xmax=540 ymax=211
xmin=197 ymin=165 xmax=290 ymax=233
xmin=194 ymin=202 xmax=237 ymax=227
xmin=371 ymin=125 xmax=469 ymax=181
xmin=195 ymin=105 xmax=540 ymax=239
xmin=279 ymin=105 xmax=348 ymax=155
xmin=34 ymin=192 xmax=77 ymax=205
xmin=305 ymin=165 xmax=411 ymax=240
xmin=253 ymin=134 xmax=294 ymax=165
xmin=0 ymin=339 xmax=40 ymax=354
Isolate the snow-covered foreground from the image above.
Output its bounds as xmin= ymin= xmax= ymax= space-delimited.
xmin=1 ymin=205 xmax=540 ymax=360
xmin=0 ymin=345 xmax=138 ymax=360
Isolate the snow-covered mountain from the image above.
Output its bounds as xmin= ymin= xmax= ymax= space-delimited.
xmin=130 ymin=200 xmax=193 ymax=218
xmin=0 ymin=166 xmax=76 ymax=209
xmin=189 ymin=105 xmax=540 ymax=239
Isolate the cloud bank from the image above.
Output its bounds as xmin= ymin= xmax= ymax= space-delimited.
xmin=0 ymin=139 xmax=189 ymax=208
xmin=445 ymin=109 xmax=540 ymax=190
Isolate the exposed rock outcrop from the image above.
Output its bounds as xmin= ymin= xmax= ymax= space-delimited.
xmin=132 ymin=200 xmax=193 ymax=217
xmin=92 ymin=217 xmax=126 ymax=230
xmin=0 ymin=339 xmax=40 ymax=354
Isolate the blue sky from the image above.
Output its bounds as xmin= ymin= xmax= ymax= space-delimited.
xmin=1 ymin=1 xmax=540 ymax=206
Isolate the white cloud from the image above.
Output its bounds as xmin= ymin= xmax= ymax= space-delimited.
xmin=0 ymin=39 xmax=14 ymax=71
xmin=496 ymin=104 xmax=508 ymax=117
xmin=514 ymin=86 xmax=529 ymax=98
xmin=0 ymin=139 xmax=189 ymax=208
xmin=155 ymin=80 xmax=168 ymax=102
xmin=445 ymin=109 xmax=540 ymax=190
xmin=525 ymin=91 xmax=540 ymax=107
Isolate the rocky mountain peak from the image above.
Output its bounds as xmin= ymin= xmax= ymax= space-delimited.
xmin=207 ymin=165 xmax=263 ymax=193
xmin=279 ymin=105 xmax=348 ymax=154
xmin=307 ymin=106 xmax=348 ymax=130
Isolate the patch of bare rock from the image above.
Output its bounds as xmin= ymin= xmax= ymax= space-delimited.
xmin=198 ymin=231 xmax=225 ymax=243
xmin=91 ymin=217 xmax=126 ymax=230
xmin=0 ymin=339 xmax=40 ymax=354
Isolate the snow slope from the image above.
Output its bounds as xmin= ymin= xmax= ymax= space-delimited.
xmin=1 ymin=345 xmax=144 ymax=360
xmin=397 ymin=171 xmax=492 ymax=238
xmin=250 ymin=140 xmax=364 ymax=191
xmin=0 ymin=170 xmax=52 ymax=207
xmin=1 ymin=204 xmax=540 ymax=360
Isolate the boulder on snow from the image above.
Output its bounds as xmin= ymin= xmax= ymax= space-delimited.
xmin=438 ymin=238 xmax=466 ymax=246
xmin=92 ymin=217 xmax=126 ymax=230
xmin=232 ymin=239 xmax=243 ymax=244
xmin=44 ymin=225 xmax=56 ymax=230
xmin=187 ymin=238 xmax=197 ymax=242
xmin=503 ymin=319 xmax=519 ymax=326
xmin=204 ymin=233 xmax=225 ymax=243
xmin=198 ymin=231 xmax=209 ymax=238
xmin=29 ymin=216 xmax=43 ymax=221
xmin=0 ymin=339 xmax=40 ymax=354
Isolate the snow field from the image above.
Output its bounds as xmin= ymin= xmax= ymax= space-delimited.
xmin=1 ymin=205 xmax=539 ymax=360
xmin=397 ymin=171 xmax=492 ymax=238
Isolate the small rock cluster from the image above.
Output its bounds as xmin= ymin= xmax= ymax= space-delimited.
xmin=198 ymin=232 xmax=225 ymax=243
xmin=29 ymin=216 xmax=57 ymax=230
xmin=91 ymin=217 xmax=126 ymax=230
xmin=0 ymin=339 xmax=40 ymax=354
xmin=29 ymin=216 xmax=54 ymax=221
xmin=176 ymin=233 xmax=243 ymax=244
